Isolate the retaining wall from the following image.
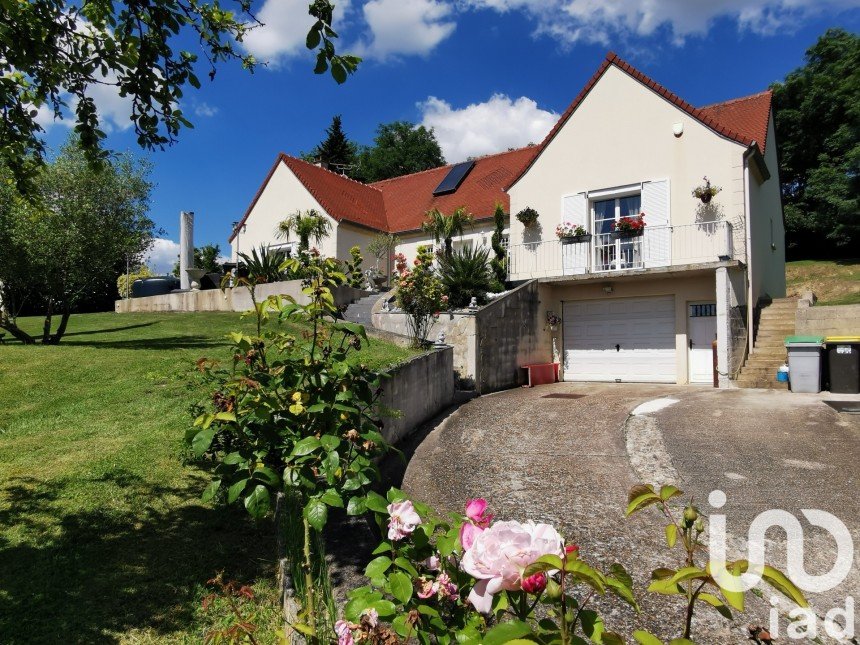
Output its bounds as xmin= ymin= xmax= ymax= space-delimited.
xmin=380 ymin=346 xmax=454 ymax=444
xmin=115 ymin=281 xmax=368 ymax=313
xmin=796 ymin=304 xmax=860 ymax=337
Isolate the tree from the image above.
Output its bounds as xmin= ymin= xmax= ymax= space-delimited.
xmin=772 ymin=29 xmax=860 ymax=258
xmin=0 ymin=138 xmax=154 ymax=344
xmin=367 ymin=232 xmax=401 ymax=285
xmin=489 ymin=203 xmax=507 ymax=290
xmin=172 ymin=244 xmax=223 ymax=276
xmin=1 ymin=0 xmax=358 ymax=194
xmin=303 ymin=115 xmax=358 ymax=174
xmin=354 ymin=122 xmax=445 ymax=182
xmin=421 ymin=207 xmax=474 ymax=258
xmin=276 ymin=209 xmax=332 ymax=253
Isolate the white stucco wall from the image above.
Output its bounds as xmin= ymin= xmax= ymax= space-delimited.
xmin=230 ymin=160 xmax=340 ymax=262
xmin=395 ymin=220 xmax=502 ymax=264
xmin=508 ymin=65 xmax=747 ymax=255
xmin=747 ymin=116 xmax=786 ymax=301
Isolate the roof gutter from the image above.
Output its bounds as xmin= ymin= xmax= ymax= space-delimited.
xmin=742 ymin=146 xmax=756 ymax=356
xmin=747 ymin=142 xmax=770 ymax=182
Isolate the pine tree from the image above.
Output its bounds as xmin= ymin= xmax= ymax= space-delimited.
xmin=490 ymin=203 xmax=507 ymax=290
xmin=307 ymin=115 xmax=357 ymax=174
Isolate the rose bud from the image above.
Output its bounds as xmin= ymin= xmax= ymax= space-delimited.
xmin=544 ymin=578 xmax=563 ymax=601
xmin=564 ymin=544 xmax=580 ymax=558
xmin=521 ymin=572 xmax=547 ymax=595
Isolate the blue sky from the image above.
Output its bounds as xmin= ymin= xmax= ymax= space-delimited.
xmin=35 ymin=0 xmax=860 ymax=272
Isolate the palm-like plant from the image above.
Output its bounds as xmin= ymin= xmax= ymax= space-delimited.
xmin=276 ymin=209 xmax=332 ymax=253
xmin=438 ymin=246 xmax=494 ymax=309
xmin=421 ymin=207 xmax=473 ymax=258
xmin=238 ymin=246 xmax=287 ymax=284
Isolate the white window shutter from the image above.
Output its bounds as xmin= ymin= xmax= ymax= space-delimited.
xmin=641 ymin=180 xmax=670 ymax=267
xmin=562 ymin=193 xmax=587 ymax=228
xmin=562 ymin=192 xmax=588 ymax=275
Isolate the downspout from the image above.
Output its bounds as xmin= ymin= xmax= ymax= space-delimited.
xmin=743 ymin=145 xmax=757 ymax=355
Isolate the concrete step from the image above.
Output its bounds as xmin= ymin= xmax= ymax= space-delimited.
xmin=735 ymin=377 xmax=789 ymax=390
xmin=740 ymin=366 xmax=784 ymax=377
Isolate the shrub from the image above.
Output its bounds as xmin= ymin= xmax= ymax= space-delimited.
xmin=116 ymin=265 xmax=152 ymax=298
xmin=238 ymin=246 xmax=287 ymax=284
xmin=345 ymin=245 xmax=365 ymax=289
xmin=489 ymin=203 xmax=507 ymax=291
xmin=438 ymin=246 xmax=494 ymax=309
xmin=394 ymin=246 xmax=446 ymax=347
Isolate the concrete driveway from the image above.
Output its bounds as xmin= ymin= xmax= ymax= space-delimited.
xmin=402 ymin=383 xmax=860 ymax=643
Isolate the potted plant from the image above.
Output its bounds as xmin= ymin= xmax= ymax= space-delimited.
xmin=611 ymin=213 xmax=646 ymax=239
xmin=545 ymin=310 xmax=561 ymax=332
xmin=556 ymin=222 xmax=589 ymax=244
xmin=516 ymin=207 xmax=539 ymax=227
xmin=692 ymin=176 xmax=721 ymax=203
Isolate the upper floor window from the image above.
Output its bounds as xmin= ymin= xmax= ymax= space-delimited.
xmin=592 ymin=194 xmax=641 ymax=235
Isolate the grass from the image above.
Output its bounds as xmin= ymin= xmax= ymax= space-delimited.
xmin=0 ymin=311 xmax=418 ymax=643
xmin=786 ymin=259 xmax=860 ymax=306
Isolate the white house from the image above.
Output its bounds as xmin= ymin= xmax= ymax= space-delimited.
xmin=229 ymin=52 xmax=785 ymax=387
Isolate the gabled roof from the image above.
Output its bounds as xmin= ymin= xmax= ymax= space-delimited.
xmin=371 ymin=146 xmax=539 ymax=233
xmin=507 ymin=52 xmax=773 ymax=190
xmin=230 ymin=147 xmax=539 ymax=240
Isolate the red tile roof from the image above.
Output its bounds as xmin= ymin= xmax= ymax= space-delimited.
xmin=371 ymin=146 xmax=539 ymax=233
xmin=507 ymin=52 xmax=773 ymax=190
xmin=231 ymin=53 xmax=773 ymax=242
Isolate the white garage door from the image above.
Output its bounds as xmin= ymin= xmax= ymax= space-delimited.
xmin=562 ymin=296 xmax=677 ymax=383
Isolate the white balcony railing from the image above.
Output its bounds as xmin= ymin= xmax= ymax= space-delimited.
xmin=507 ymin=221 xmax=735 ymax=280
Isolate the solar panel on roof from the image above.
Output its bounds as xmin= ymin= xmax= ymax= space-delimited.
xmin=432 ymin=161 xmax=475 ymax=196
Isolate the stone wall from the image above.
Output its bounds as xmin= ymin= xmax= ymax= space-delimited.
xmin=380 ymin=346 xmax=454 ymax=444
xmin=796 ymin=304 xmax=860 ymax=337
xmin=115 ymin=281 xmax=368 ymax=313
xmin=371 ymin=309 xmax=477 ymax=386
xmin=474 ymin=280 xmax=543 ymax=393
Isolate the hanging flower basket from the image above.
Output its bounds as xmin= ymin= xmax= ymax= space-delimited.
xmin=692 ymin=176 xmax=721 ymax=204
xmin=611 ymin=213 xmax=646 ymax=239
xmin=516 ymin=207 xmax=540 ymax=227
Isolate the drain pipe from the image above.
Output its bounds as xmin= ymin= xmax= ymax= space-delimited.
xmin=743 ymin=146 xmax=756 ymax=355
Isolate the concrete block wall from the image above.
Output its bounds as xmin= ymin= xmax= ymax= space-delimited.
xmin=380 ymin=346 xmax=454 ymax=444
xmin=116 ymin=281 xmax=369 ymax=314
xmin=474 ymin=280 xmax=544 ymax=393
xmin=796 ymin=304 xmax=860 ymax=337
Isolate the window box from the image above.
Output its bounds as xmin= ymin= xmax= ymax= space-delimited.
xmin=560 ymin=234 xmax=592 ymax=245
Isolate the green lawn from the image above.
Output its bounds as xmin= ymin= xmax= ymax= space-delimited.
xmin=0 ymin=311 xmax=417 ymax=643
xmin=786 ymin=258 xmax=860 ymax=306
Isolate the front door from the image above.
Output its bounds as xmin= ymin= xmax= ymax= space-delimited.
xmin=688 ymin=303 xmax=717 ymax=384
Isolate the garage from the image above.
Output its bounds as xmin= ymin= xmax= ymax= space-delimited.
xmin=562 ymin=295 xmax=677 ymax=383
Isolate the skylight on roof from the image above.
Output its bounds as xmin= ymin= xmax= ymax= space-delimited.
xmin=432 ymin=161 xmax=475 ymax=196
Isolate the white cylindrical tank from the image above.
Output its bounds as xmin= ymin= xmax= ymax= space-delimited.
xmin=179 ymin=211 xmax=194 ymax=290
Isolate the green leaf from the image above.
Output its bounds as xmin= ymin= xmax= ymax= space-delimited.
xmin=365 ymin=556 xmax=392 ymax=579
xmin=565 ymin=559 xmax=606 ymax=593
xmin=222 ymin=452 xmax=244 ymax=465
xmin=394 ymin=556 xmax=420 ymax=577
xmin=331 ymin=61 xmax=348 ymax=84
xmin=320 ymin=489 xmax=343 ymax=507
xmin=522 ymin=554 xmax=563 ymax=578
xmin=761 ymin=564 xmax=809 ymax=608
xmin=386 ymin=487 xmax=407 ymax=503
xmin=304 ymin=498 xmax=328 ymax=531
xmin=697 ymin=592 xmax=733 ymax=620
xmin=579 ymin=610 xmax=604 ymax=641
xmin=647 ymin=577 xmax=685 ymax=596
xmin=365 ymin=490 xmax=390 ymax=513
xmin=347 ymin=496 xmax=367 ymax=515
xmin=201 ymin=478 xmax=221 ymax=502
xmin=668 ymin=566 xmax=711 ymax=585
xmin=252 ymin=466 xmax=280 ymax=486
xmin=367 ymin=599 xmax=396 ymax=617
xmin=291 ymin=436 xmax=321 ymax=456
xmin=320 ymin=435 xmax=340 ymax=452
xmin=191 ymin=427 xmax=216 ymax=456
xmin=668 ymin=640 xmax=696 ymax=645
xmin=609 ymin=562 xmax=633 ymax=589
xmin=606 ymin=577 xmax=639 ymax=611
xmin=665 ymin=523 xmax=677 ymax=548
xmin=633 ymin=631 xmax=663 ymax=645
xmin=227 ymin=478 xmax=249 ymax=504
xmin=483 ymin=620 xmax=532 ymax=645
xmin=602 ymin=633 xmax=626 ymax=645
xmin=626 ymin=491 xmax=661 ymax=516
xmin=392 ymin=614 xmax=410 ymax=638
xmin=306 ymin=27 xmax=321 ymax=50
xmin=243 ymin=484 xmax=271 ymax=519
xmin=389 ymin=571 xmax=413 ymax=604
xmin=290 ymin=623 xmax=316 ymax=636
xmin=659 ymin=485 xmax=683 ymax=501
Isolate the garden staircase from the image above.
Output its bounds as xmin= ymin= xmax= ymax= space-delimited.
xmin=735 ymin=297 xmax=798 ymax=390
xmin=342 ymin=293 xmax=385 ymax=330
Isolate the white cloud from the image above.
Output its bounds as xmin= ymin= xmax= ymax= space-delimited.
xmin=143 ymin=238 xmax=180 ymax=275
xmin=241 ymin=0 xmax=353 ymax=66
xmin=462 ymin=0 xmax=860 ymax=45
xmin=419 ymin=93 xmax=558 ymax=162
xmin=356 ymin=0 xmax=456 ymax=60
xmin=194 ymin=102 xmax=219 ymax=117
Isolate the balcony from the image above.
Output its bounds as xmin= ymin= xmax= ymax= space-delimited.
xmin=507 ymin=221 xmax=736 ymax=280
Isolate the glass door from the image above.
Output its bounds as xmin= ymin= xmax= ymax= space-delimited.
xmin=592 ymin=194 xmax=643 ymax=271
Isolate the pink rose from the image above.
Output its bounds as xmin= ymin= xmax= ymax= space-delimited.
xmin=437 ymin=572 xmax=458 ymax=599
xmin=422 ymin=555 xmax=441 ymax=571
xmin=521 ymin=572 xmax=547 ymax=594
xmin=334 ymin=620 xmax=354 ymax=645
xmin=387 ymin=500 xmax=421 ymax=541
xmin=416 ymin=576 xmax=436 ymax=599
xmin=461 ymin=520 xmax=564 ymax=613
xmin=459 ymin=498 xmax=493 ymax=550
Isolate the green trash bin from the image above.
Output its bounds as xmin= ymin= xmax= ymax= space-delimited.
xmin=785 ymin=336 xmax=825 ymax=393
xmin=825 ymin=336 xmax=860 ymax=394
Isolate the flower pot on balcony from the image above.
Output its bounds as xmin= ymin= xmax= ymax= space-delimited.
xmin=561 ymin=234 xmax=591 ymax=245
xmin=612 ymin=230 xmax=643 ymax=240
xmin=700 ymin=193 xmax=713 ymax=204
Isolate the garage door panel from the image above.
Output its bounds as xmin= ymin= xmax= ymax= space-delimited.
xmin=563 ymin=296 xmax=676 ymax=383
